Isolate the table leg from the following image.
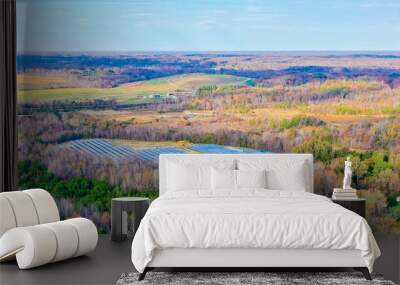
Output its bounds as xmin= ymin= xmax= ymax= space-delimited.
xmin=111 ymin=201 xmax=122 ymax=241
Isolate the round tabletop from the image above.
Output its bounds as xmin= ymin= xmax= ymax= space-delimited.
xmin=112 ymin=197 xmax=149 ymax=202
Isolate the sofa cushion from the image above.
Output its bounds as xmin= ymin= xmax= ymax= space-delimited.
xmin=0 ymin=218 xmax=98 ymax=269
xmin=0 ymin=196 xmax=17 ymax=238
xmin=0 ymin=191 xmax=39 ymax=227
xmin=23 ymin=189 xmax=60 ymax=224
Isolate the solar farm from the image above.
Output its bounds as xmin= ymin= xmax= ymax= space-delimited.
xmin=63 ymin=139 xmax=264 ymax=161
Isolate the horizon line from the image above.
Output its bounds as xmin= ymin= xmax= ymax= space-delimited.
xmin=16 ymin=49 xmax=400 ymax=55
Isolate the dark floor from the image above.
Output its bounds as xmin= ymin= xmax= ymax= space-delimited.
xmin=374 ymin=234 xmax=400 ymax=285
xmin=0 ymin=235 xmax=133 ymax=285
xmin=1 ymin=234 xmax=399 ymax=285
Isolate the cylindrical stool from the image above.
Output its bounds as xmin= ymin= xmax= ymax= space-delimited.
xmin=111 ymin=197 xmax=150 ymax=242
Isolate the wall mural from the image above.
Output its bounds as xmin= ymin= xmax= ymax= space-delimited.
xmin=16 ymin=0 xmax=400 ymax=233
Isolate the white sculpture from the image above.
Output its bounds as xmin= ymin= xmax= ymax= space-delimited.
xmin=343 ymin=156 xmax=352 ymax=190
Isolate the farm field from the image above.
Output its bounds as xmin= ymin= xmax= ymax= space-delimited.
xmin=17 ymin=73 xmax=251 ymax=104
xmin=17 ymin=72 xmax=72 ymax=90
xmin=77 ymin=101 xmax=394 ymax=138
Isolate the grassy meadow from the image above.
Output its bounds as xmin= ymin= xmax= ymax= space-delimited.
xmin=18 ymin=73 xmax=250 ymax=104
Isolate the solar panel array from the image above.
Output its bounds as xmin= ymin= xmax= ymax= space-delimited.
xmin=67 ymin=139 xmax=189 ymax=161
xmin=188 ymin=144 xmax=264 ymax=154
xmin=65 ymin=139 xmax=264 ymax=162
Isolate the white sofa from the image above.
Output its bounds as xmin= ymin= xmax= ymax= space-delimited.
xmin=0 ymin=189 xmax=98 ymax=269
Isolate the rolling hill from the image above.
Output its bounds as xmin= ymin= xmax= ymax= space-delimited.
xmin=18 ymin=73 xmax=250 ymax=104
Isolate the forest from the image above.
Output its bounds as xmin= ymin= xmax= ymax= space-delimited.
xmin=17 ymin=52 xmax=400 ymax=233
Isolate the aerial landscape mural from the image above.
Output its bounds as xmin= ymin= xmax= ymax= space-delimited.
xmin=16 ymin=0 xmax=400 ymax=233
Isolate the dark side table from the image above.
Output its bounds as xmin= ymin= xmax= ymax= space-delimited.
xmin=111 ymin=197 xmax=150 ymax=242
xmin=332 ymin=198 xmax=366 ymax=218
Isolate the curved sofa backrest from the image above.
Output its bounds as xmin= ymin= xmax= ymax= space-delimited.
xmin=0 ymin=189 xmax=60 ymax=237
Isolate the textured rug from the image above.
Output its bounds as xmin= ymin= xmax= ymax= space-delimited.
xmin=116 ymin=271 xmax=396 ymax=285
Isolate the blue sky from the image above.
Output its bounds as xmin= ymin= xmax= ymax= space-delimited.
xmin=17 ymin=0 xmax=400 ymax=52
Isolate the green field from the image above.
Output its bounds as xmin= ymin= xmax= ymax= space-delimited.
xmin=18 ymin=73 xmax=250 ymax=104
